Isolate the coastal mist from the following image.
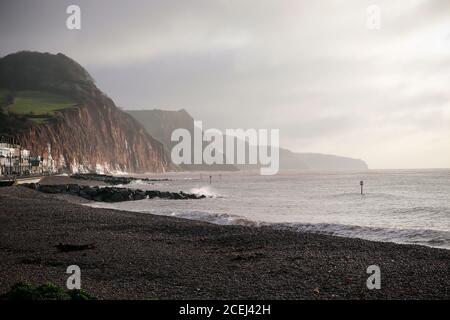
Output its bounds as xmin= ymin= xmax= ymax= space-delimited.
xmin=88 ymin=169 xmax=450 ymax=250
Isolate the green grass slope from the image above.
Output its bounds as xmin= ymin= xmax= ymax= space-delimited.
xmin=0 ymin=89 xmax=76 ymax=123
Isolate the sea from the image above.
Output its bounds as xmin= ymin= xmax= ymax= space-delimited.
xmin=87 ymin=169 xmax=450 ymax=250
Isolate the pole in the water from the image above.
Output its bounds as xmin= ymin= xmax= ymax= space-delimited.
xmin=209 ymin=175 xmax=212 ymax=184
xmin=360 ymin=180 xmax=364 ymax=195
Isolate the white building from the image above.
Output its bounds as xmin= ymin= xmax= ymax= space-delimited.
xmin=0 ymin=145 xmax=32 ymax=176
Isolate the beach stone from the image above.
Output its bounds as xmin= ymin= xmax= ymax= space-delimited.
xmin=103 ymin=189 xmax=127 ymax=202
xmin=20 ymin=183 xmax=37 ymax=190
xmin=79 ymin=191 xmax=92 ymax=200
xmin=145 ymin=190 xmax=159 ymax=198
xmin=85 ymin=187 xmax=99 ymax=197
xmin=171 ymin=193 xmax=183 ymax=200
xmin=67 ymin=184 xmax=80 ymax=195
xmin=19 ymin=183 xmax=206 ymax=202
xmin=39 ymin=185 xmax=67 ymax=194
xmin=133 ymin=190 xmax=147 ymax=200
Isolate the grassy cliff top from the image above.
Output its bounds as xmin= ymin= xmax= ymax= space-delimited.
xmin=1 ymin=89 xmax=76 ymax=124
xmin=0 ymin=51 xmax=96 ymax=102
xmin=0 ymin=89 xmax=77 ymax=132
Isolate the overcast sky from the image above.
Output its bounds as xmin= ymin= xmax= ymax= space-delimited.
xmin=1 ymin=0 xmax=449 ymax=169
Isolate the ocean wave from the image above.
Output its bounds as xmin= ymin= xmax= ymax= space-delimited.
xmin=113 ymin=179 xmax=155 ymax=188
xmin=189 ymin=186 xmax=222 ymax=198
xmin=126 ymin=179 xmax=151 ymax=186
xmin=268 ymin=222 xmax=450 ymax=249
xmin=87 ymin=198 xmax=450 ymax=249
xmin=149 ymin=210 xmax=450 ymax=249
xmin=165 ymin=210 xmax=258 ymax=226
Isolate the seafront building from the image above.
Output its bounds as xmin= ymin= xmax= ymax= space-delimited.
xmin=0 ymin=137 xmax=53 ymax=177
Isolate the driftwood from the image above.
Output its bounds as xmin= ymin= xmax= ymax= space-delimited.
xmin=55 ymin=243 xmax=96 ymax=252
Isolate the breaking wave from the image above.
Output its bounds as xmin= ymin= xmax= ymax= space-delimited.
xmin=164 ymin=210 xmax=258 ymax=226
xmin=114 ymin=179 xmax=157 ymax=188
xmin=189 ymin=186 xmax=221 ymax=198
xmin=269 ymin=222 xmax=450 ymax=249
xmin=145 ymin=210 xmax=450 ymax=249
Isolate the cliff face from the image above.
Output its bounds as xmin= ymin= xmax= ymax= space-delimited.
xmin=127 ymin=109 xmax=239 ymax=171
xmin=0 ymin=51 xmax=170 ymax=173
xmin=127 ymin=109 xmax=194 ymax=150
xmin=295 ymin=153 xmax=368 ymax=171
xmin=16 ymin=103 xmax=169 ymax=173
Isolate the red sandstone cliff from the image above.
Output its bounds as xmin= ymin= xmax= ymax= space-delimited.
xmin=16 ymin=103 xmax=170 ymax=173
xmin=0 ymin=51 xmax=170 ymax=173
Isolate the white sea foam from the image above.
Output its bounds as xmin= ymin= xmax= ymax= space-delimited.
xmin=113 ymin=179 xmax=156 ymax=188
xmin=189 ymin=186 xmax=221 ymax=198
xmin=167 ymin=210 xmax=258 ymax=226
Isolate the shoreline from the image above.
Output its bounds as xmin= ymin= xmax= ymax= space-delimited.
xmin=0 ymin=186 xmax=449 ymax=299
xmin=42 ymin=174 xmax=450 ymax=251
xmin=86 ymin=202 xmax=450 ymax=251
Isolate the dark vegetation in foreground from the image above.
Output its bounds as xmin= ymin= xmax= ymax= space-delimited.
xmin=0 ymin=282 xmax=96 ymax=300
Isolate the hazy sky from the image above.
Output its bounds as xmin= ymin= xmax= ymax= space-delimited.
xmin=1 ymin=0 xmax=449 ymax=169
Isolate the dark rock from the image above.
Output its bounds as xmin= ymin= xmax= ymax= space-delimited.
xmin=145 ymin=190 xmax=160 ymax=199
xmin=38 ymin=185 xmax=67 ymax=194
xmin=21 ymin=183 xmax=205 ymax=202
xmin=108 ymin=192 xmax=126 ymax=202
xmin=67 ymin=184 xmax=80 ymax=195
xmin=133 ymin=189 xmax=147 ymax=200
xmin=172 ymin=193 xmax=183 ymax=200
xmin=19 ymin=183 xmax=37 ymax=190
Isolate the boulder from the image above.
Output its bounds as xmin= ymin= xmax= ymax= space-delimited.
xmin=20 ymin=183 xmax=206 ymax=202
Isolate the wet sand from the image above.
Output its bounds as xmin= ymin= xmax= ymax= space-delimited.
xmin=0 ymin=186 xmax=449 ymax=299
